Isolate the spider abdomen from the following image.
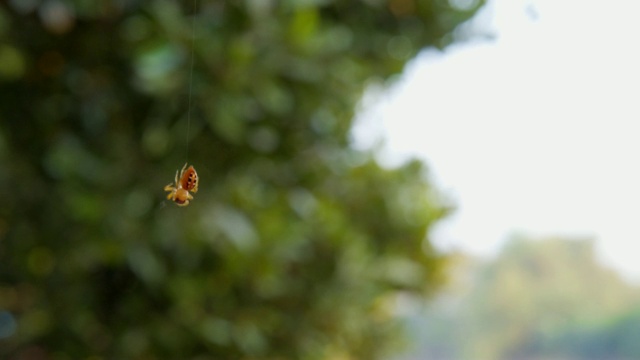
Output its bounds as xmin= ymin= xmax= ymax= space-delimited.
xmin=180 ymin=166 xmax=198 ymax=192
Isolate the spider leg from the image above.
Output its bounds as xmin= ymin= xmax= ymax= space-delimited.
xmin=179 ymin=163 xmax=188 ymax=180
xmin=164 ymin=184 xmax=176 ymax=200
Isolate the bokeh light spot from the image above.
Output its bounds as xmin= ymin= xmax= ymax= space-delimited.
xmin=248 ymin=126 xmax=279 ymax=153
xmin=202 ymin=318 xmax=232 ymax=346
xmin=38 ymin=0 xmax=76 ymax=34
xmin=387 ymin=35 xmax=413 ymax=60
xmin=0 ymin=311 xmax=17 ymax=339
xmin=0 ymin=45 xmax=26 ymax=79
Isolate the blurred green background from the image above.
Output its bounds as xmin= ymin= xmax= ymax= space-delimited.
xmin=398 ymin=236 xmax=640 ymax=360
xmin=0 ymin=0 xmax=481 ymax=358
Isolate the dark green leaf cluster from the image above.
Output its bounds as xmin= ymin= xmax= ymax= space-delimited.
xmin=0 ymin=0 xmax=478 ymax=358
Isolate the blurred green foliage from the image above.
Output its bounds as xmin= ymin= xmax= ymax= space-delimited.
xmin=402 ymin=237 xmax=640 ymax=359
xmin=518 ymin=306 xmax=640 ymax=359
xmin=0 ymin=0 xmax=480 ymax=358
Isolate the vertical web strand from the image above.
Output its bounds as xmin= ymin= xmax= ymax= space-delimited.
xmin=185 ymin=0 xmax=197 ymax=162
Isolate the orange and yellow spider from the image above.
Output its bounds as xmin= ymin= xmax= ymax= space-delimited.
xmin=164 ymin=163 xmax=199 ymax=206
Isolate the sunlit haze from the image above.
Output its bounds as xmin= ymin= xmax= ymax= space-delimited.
xmin=354 ymin=0 xmax=640 ymax=280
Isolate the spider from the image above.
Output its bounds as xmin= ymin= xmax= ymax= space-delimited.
xmin=164 ymin=163 xmax=199 ymax=206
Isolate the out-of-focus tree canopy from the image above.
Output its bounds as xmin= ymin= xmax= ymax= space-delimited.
xmin=0 ymin=0 xmax=480 ymax=358
xmin=403 ymin=237 xmax=640 ymax=359
xmin=517 ymin=306 xmax=640 ymax=359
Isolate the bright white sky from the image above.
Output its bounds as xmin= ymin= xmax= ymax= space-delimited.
xmin=354 ymin=0 xmax=640 ymax=280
